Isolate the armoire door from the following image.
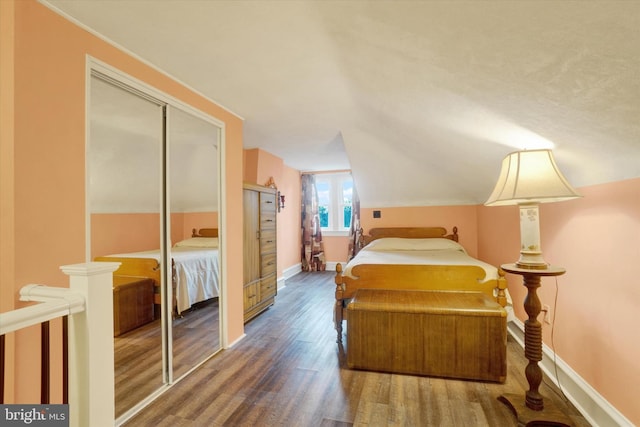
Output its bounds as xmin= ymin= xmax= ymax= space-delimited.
xmin=243 ymin=188 xmax=260 ymax=315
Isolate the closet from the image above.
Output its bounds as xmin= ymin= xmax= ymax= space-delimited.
xmin=88 ymin=65 xmax=223 ymax=421
xmin=243 ymin=183 xmax=277 ymax=322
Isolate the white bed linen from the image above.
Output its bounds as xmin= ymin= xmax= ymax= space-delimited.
xmin=344 ymin=239 xmax=514 ymax=321
xmin=344 ymin=247 xmax=499 ymax=282
xmin=108 ymin=246 xmax=219 ymax=314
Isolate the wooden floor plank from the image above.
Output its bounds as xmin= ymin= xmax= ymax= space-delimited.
xmin=114 ymin=298 xmax=220 ymax=417
xmin=123 ymin=271 xmax=591 ymax=426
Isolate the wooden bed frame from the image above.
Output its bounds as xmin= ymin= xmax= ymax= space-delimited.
xmin=334 ymin=226 xmax=507 ymax=343
xmin=94 ymin=228 xmax=218 ymax=310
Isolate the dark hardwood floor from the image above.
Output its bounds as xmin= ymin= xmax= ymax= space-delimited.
xmin=123 ymin=271 xmax=590 ymax=426
xmin=115 ymin=299 xmax=220 ymax=417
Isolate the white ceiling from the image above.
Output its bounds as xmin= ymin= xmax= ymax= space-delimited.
xmin=43 ymin=0 xmax=640 ymax=207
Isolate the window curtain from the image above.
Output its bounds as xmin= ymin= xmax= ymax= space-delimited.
xmin=301 ymin=174 xmax=326 ymax=271
xmin=347 ymin=181 xmax=361 ymax=261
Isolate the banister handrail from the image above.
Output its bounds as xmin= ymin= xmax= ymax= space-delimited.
xmin=0 ymin=284 xmax=85 ymax=407
xmin=1 ymin=262 xmax=119 ymax=427
xmin=20 ymin=284 xmax=86 ymax=309
xmin=0 ymin=286 xmax=85 ymax=336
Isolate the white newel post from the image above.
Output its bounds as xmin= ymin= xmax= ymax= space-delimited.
xmin=61 ymin=262 xmax=120 ymax=427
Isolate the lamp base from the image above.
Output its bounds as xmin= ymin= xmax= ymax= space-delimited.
xmin=516 ymin=251 xmax=548 ymax=270
xmin=516 ymin=203 xmax=550 ymax=270
xmin=516 ymin=260 xmax=549 ymax=270
xmin=499 ymin=393 xmax=574 ymax=426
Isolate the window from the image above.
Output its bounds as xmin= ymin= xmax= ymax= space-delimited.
xmin=316 ymin=173 xmax=353 ymax=236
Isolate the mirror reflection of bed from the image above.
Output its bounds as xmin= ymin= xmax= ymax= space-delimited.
xmin=95 ymin=228 xmax=220 ymax=416
xmin=102 ymin=229 xmax=221 ymax=414
xmin=88 ymin=74 xmax=222 ymax=419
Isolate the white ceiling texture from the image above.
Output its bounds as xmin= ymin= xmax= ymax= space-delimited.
xmin=44 ymin=0 xmax=640 ymax=208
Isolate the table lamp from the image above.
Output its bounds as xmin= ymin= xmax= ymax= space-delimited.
xmin=485 ymin=149 xmax=581 ymax=426
xmin=485 ymin=149 xmax=581 ymax=268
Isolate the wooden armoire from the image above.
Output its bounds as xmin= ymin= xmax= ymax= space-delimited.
xmin=243 ymin=183 xmax=278 ymax=322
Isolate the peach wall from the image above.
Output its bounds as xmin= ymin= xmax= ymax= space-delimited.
xmin=256 ymin=148 xmax=285 ymax=188
xmin=91 ymin=213 xmax=161 ymax=256
xmin=4 ymin=0 xmax=244 ymax=403
xmin=89 ymin=211 xmax=219 ymax=257
xmin=277 ymin=166 xmax=302 ymax=273
xmin=243 ymin=148 xmax=259 ymax=184
xmin=478 ymin=177 xmax=640 ymax=425
xmin=322 ymin=236 xmax=350 ymax=263
xmin=0 ymin=0 xmax=17 ymax=402
xmin=360 ymin=205 xmax=480 ymax=258
xmin=182 ymin=211 xmax=219 ymax=240
xmin=223 ymin=119 xmax=245 ymax=346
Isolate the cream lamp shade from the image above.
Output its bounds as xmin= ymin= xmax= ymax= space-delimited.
xmin=485 ymin=149 xmax=581 ymax=269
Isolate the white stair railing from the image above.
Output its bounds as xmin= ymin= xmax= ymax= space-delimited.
xmin=1 ymin=261 xmax=120 ymax=427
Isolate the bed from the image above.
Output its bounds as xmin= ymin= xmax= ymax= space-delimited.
xmin=95 ymin=228 xmax=220 ymax=315
xmin=334 ymin=226 xmax=510 ymax=343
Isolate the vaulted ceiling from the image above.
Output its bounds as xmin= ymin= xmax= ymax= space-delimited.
xmin=44 ymin=0 xmax=640 ymax=208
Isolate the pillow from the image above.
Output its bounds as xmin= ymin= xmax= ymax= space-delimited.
xmin=364 ymin=237 xmax=464 ymax=252
xmin=174 ymin=237 xmax=219 ymax=248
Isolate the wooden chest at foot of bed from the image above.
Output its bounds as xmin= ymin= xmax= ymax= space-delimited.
xmin=346 ymin=289 xmax=507 ymax=382
xmin=113 ymin=276 xmax=155 ymax=337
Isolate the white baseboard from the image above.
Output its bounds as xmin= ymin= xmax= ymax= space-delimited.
xmin=325 ymin=261 xmax=347 ymax=271
xmin=283 ymin=263 xmax=301 ymax=279
xmin=325 ymin=261 xmax=338 ymax=271
xmin=281 ymin=261 xmax=345 ymax=280
xmin=280 ymin=263 xmax=302 ymax=290
xmin=507 ymin=320 xmax=633 ymax=427
xmin=224 ymin=333 xmax=246 ymax=349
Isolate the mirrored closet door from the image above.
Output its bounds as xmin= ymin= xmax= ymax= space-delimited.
xmin=167 ymin=106 xmax=221 ymax=380
xmin=88 ymin=71 xmax=223 ymax=419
